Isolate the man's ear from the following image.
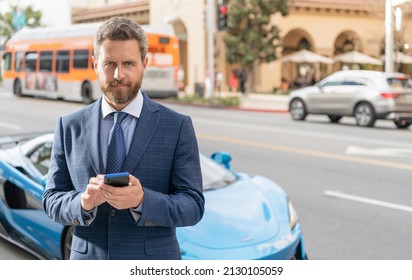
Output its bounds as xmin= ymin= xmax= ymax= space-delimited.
xmin=143 ymin=56 xmax=148 ymax=69
xmin=92 ymin=56 xmax=98 ymax=73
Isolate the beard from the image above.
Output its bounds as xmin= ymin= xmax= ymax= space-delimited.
xmin=100 ymin=79 xmax=141 ymax=105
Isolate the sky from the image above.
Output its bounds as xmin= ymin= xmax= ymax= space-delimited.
xmin=0 ymin=0 xmax=85 ymax=26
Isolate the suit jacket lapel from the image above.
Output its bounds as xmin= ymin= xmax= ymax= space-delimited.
xmin=83 ymin=98 xmax=104 ymax=175
xmin=123 ymin=93 xmax=160 ymax=174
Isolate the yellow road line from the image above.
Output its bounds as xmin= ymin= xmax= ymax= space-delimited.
xmin=198 ymin=133 xmax=412 ymax=171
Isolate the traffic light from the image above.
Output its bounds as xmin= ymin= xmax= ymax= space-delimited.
xmin=217 ymin=3 xmax=228 ymax=31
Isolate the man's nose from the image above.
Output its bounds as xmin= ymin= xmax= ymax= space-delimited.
xmin=114 ymin=66 xmax=124 ymax=80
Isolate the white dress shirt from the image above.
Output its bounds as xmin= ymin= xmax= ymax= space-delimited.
xmin=82 ymin=91 xmax=144 ymax=224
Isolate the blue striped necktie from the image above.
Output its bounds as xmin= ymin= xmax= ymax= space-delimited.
xmin=106 ymin=112 xmax=128 ymax=174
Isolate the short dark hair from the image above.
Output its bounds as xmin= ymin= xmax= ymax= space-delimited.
xmin=93 ymin=16 xmax=148 ymax=61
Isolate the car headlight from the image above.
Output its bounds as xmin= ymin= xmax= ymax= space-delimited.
xmin=288 ymin=200 xmax=299 ymax=230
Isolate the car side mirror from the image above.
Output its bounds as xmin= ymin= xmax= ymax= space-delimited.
xmin=211 ymin=151 xmax=232 ymax=170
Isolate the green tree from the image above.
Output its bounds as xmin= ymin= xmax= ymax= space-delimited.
xmin=0 ymin=5 xmax=42 ymax=42
xmin=224 ymin=0 xmax=289 ymax=92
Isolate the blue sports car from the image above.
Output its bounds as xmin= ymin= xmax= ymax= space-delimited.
xmin=0 ymin=133 xmax=307 ymax=260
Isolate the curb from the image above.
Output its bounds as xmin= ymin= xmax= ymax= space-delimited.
xmin=231 ymin=107 xmax=289 ymax=113
xmin=157 ymin=98 xmax=289 ymax=114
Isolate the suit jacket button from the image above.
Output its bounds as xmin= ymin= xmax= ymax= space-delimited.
xmin=111 ymin=209 xmax=116 ymax=217
xmin=71 ymin=219 xmax=80 ymax=225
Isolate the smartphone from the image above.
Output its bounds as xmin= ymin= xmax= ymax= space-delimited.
xmin=103 ymin=172 xmax=129 ymax=187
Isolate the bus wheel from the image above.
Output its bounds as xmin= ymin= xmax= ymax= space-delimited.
xmin=81 ymin=82 xmax=93 ymax=104
xmin=14 ymin=79 xmax=22 ymax=96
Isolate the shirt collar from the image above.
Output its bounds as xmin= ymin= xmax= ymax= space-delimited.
xmin=101 ymin=90 xmax=143 ymax=119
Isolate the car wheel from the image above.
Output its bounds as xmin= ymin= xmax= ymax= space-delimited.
xmin=289 ymin=98 xmax=307 ymax=121
xmin=63 ymin=226 xmax=74 ymax=260
xmin=327 ymin=115 xmax=342 ymax=123
xmin=13 ymin=79 xmax=22 ymax=96
xmin=354 ymin=103 xmax=376 ymax=127
xmin=394 ymin=119 xmax=412 ymax=129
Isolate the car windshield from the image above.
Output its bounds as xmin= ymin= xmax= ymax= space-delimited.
xmin=200 ymin=154 xmax=237 ymax=191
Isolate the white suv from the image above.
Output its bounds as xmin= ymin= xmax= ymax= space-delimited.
xmin=288 ymin=70 xmax=412 ymax=128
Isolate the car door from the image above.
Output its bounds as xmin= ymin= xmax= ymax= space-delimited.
xmin=0 ymin=159 xmax=63 ymax=259
xmin=306 ymin=78 xmax=347 ymax=114
xmin=333 ymin=77 xmax=371 ymax=115
xmin=310 ymin=76 xmax=369 ymax=115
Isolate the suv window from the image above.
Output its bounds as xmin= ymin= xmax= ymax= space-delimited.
xmin=387 ymin=77 xmax=411 ymax=89
xmin=321 ymin=79 xmax=345 ymax=87
xmin=344 ymin=77 xmax=374 ymax=87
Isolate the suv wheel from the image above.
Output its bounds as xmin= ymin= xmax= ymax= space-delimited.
xmin=394 ymin=119 xmax=412 ymax=129
xmin=354 ymin=103 xmax=376 ymax=127
xmin=289 ymin=98 xmax=307 ymax=121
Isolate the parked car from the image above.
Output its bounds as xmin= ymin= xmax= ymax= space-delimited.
xmin=0 ymin=133 xmax=307 ymax=260
xmin=288 ymin=70 xmax=412 ymax=128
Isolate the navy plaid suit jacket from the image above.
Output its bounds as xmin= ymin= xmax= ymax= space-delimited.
xmin=42 ymin=92 xmax=204 ymax=260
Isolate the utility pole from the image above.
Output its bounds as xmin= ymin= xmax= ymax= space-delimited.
xmin=385 ymin=0 xmax=411 ymax=73
xmin=206 ymin=0 xmax=215 ymax=98
xmin=385 ymin=0 xmax=394 ymax=73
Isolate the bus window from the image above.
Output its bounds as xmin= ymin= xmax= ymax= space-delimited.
xmin=159 ymin=36 xmax=170 ymax=44
xmin=15 ymin=52 xmax=23 ymax=72
xmin=73 ymin=49 xmax=89 ymax=69
xmin=39 ymin=51 xmax=53 ymax=72
xmin=3 ymin=52 xmax=12 ymax=71
xmin=25 ymin=52 xmax=38 ymax=72
xmin=56 ymin=50 xmax=70 ymax=73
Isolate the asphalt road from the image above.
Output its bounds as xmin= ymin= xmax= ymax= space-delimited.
xmin=0 ymin=92 xmax=411 ymax=260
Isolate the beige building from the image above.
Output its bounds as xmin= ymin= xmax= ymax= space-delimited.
xmin=71 ymin=0 xmax=412 ymax=93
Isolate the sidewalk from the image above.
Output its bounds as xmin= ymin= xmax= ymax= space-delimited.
xmin=176 ymin=91 xmax=290 ymax=113
xmin=206 ymin=91 xmax=289 ymax=113
xmin=238 ymin=93 xmax=289 ymax=113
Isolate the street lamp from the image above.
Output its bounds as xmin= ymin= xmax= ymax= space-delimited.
xmin=385 ymin=0 xmax=410 ymax=73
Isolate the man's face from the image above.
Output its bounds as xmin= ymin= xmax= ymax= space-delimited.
xmin=92 ymin=39 xmax=147 ymax=107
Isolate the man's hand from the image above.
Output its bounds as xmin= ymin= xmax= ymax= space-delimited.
xmin=81 ymin=175 xmax=107 ymax=211
xmin=99 ymin=174 xmax=144 ymax=210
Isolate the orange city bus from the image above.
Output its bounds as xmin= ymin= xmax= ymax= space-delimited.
xmin=1 ymin=22 xmax=180 ymax=103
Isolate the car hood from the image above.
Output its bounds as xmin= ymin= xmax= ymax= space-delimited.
xmin=178 ymin=175 xmax=288 ymax=249
xmin=290 ymin=85 xmax=319 ymax=96
xmin=0 ymin=145 xmax=26 ymax=167
xmin=0 ymin=146 xmax=43 ymax=184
